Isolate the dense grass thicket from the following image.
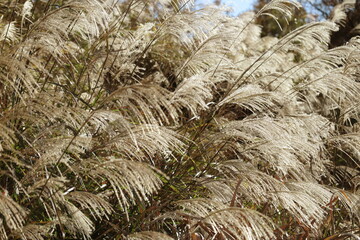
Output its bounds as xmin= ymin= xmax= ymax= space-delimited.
xmin=0 ymin=0 xmax=358 ymax=239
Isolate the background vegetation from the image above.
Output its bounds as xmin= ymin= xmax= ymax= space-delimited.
xmin=253 ymin=0 xmax=360 ymax=47
xmin=0 ymin=0 xmax=358 ymax=239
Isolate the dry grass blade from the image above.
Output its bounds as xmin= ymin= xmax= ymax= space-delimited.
xmin=174 ymin=199 xmax=278 ymax=240
xmin=127 ymin=231 xmax=174 ymax=240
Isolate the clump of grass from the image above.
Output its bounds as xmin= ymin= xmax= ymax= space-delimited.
xmin=0 ymin=0 xmax=358 ymax=239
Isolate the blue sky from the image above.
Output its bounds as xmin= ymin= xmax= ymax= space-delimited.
xmin=199 ymin=0 xmax=255 ymax=15
xmin=223 ymin=0 xmax=255 ymax=14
